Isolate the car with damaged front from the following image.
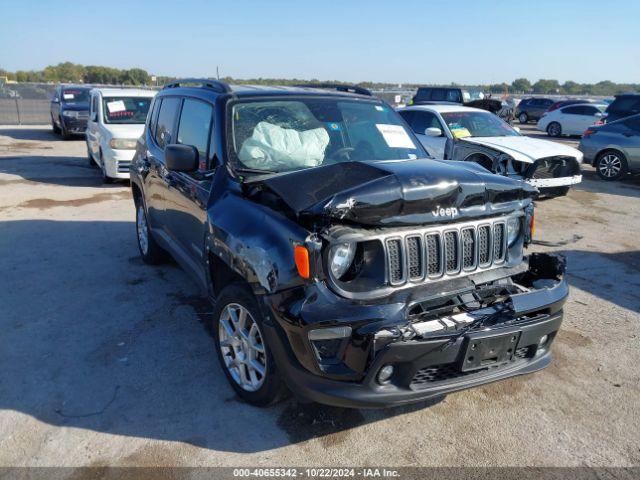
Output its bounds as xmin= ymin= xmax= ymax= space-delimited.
xmin=398 ymin=104 xmax=583 ymax=197
xmin=130 ymin=79 xmax=569 ymax=408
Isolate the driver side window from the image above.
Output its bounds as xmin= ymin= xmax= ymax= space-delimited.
xmin=408 ymin=111 xmax=442 ymax=135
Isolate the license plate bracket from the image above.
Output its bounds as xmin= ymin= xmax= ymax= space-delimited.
xmin=460 ymin=331 xmax=521 ymax=372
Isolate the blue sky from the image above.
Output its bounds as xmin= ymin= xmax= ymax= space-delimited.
xmin=1 ymin=0 xmax=638 ymax=84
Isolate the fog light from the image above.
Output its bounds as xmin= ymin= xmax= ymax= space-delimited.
xmin=377 ymin=365 xmax=394 ymax=384
xmin=539 ymin=334 xmax=549 ymax=346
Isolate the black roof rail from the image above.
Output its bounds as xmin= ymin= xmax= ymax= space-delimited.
xmin=294 ymin=83 xmax=372 ymax=96
xmin=163 ymin=78 xmax=232 ymax=94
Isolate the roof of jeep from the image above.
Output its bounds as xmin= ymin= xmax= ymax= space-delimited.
xmin=158 ymin=82 xmax=375 ymax=100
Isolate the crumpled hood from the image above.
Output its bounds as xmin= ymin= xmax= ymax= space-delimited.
xmin=248 ymin=159 xmax=537 ymax=227
xmin=460 ymin=136 xmax=582 ymax=164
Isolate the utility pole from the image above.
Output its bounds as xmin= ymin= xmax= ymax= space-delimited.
xmin=216 ymin=66 xmax=220 ymax=80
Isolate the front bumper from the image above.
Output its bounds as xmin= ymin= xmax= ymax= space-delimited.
xmin=60 ymin=116 xmax=88 ymax=134
xmin=526 ymin=174 xmax=582 ymax=188
xmin=262 ymin=253 xmax=568 ymax=408
xmin=102 ymin=146 xmax=134 ymax=179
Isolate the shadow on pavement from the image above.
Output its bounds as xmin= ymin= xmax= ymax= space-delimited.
xmin=0 ymin=127 xmax=85 ymax=142
xmin=560 ymin=249 xmax=640 ymax=313
xmin=0 ymin=155 xmax=119 ymax=188
xmin=0 ymin=219 xmax=443 ymax=454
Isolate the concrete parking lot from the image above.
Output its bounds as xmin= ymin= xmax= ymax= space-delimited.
xmin=0 ymin=125 xmax=639 ymax=468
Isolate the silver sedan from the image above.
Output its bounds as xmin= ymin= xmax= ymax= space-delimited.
xmin=579 ymin=114 xmax=640 ymax=181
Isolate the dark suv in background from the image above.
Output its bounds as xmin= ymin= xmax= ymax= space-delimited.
xmin=604 ymin=93 xmax=640 ymax=123
xmin=515 ymin=97 xmax=554 ymax=123
xmin=130 ymin=79 xmax=568 ymax=408
xmin=411 ymin=86 xmax=472 ymax=104
xmin=50 ymin=85 xmax=91 ymax=139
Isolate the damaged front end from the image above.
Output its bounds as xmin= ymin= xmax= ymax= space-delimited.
xmin=262 ymin=252 xmax=567 ymax=408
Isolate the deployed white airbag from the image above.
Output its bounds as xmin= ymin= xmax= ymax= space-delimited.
xmin=238 ymin=121 xmax=330 ymax=170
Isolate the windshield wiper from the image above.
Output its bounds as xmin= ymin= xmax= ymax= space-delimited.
xmin=235 ymin=167 xmax=278 ymax=175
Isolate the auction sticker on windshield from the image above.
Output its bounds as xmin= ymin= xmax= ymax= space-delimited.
xmin=107 ymin=100 xmax=126 ymax=113
xmin=376 ymin=124 xmax=414 ymax=148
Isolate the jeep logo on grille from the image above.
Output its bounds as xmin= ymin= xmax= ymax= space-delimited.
xmin=432 ymin=206 xmax=459 ymax=218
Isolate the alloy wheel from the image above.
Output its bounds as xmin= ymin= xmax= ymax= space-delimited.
xmin=598 ymin=154 xmax=622 ymax=178
xmin=136 ymin=205 xmax=149 ymax=255
xmin=218 ymin=303 xmax=267 ymax=392
xmin=548 ymin=123 xmax=561 ymax=137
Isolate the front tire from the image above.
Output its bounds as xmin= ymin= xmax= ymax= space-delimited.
xmin=60 ymin=118 xmax=71 ymax=140
xmin=135 ymin=202 xmax=167 ymax=264
xmin=519 ymin=112 xmax=529 ymax=124
xmin=546 ymin=122 xmax=562 ymax=137
xmin=99 ymin=150 xmax=114 ymax=184
xmin=213 ymin=284 xmax=288 ymax=406
xmin=596 ymin=150 xmax=628 ymax=181
xmin=51 ymin=115 xmax=61 ymax=134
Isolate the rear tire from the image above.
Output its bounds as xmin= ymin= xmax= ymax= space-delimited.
xmin=212 ymin=284 xmax=288 ymax=406
xmin=135 ymin=202 xmax=168 ymax=264
xmin=546 ymin=122 xmax=562 ymax=137
xmin=596 ymin=150 xmax=628 ymax=181
xmin=519 ymin=112 xmax=529 ymax=124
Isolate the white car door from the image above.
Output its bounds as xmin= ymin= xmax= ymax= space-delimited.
xmin=557 ymin=106 xmax=581 ymax=134
xmin=574 ymin=105 xmax=603 ymax=133
xmin=400 ymin=110 xmax=447 ymax=158
xmin=86 ymin=92 xmax=100 ymax=158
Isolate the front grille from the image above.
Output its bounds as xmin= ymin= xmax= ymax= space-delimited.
xmin=527 ymin=156 xmax=581 ymax=180
xmin=444 ymin=231 xmax=458 ymax=273
xmin=478 ymin=225 xmax=490 ymax=266
xmin=117 ymin=161 xmax=131 ymax=173
xmin=406 ymin=236 xmax=423 ymax=280
xmin=426 ymin=234 xmax=441 ymax=276
xmin=386 ymin=239 xmax=403 ymax=284
xmin=383 ymin=217 xmax=509 ymax=287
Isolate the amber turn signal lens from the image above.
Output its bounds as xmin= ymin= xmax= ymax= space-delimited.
xmin=530 ymin=212 xmax=536 ymax=238
xmin=294 ymin=245 xmax=310 ymax=279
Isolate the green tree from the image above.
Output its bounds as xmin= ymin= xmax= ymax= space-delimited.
xmin=533 ymin=79 xmax=560 ymax=94
xmin=511 ymin=78 xmax=531 ymax=93
xmin=561 ymin=81 xmax=582 ymax=95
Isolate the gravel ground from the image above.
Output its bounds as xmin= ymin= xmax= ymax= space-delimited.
xmin=0 ymin=126 xmax=639 ymax=468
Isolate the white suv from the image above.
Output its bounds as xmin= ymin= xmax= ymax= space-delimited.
xmin=86 ymin=88 xmax=157 ymax=182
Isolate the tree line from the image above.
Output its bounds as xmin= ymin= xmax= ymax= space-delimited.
xmin=1 ymin=63 xmax=638 ymax=96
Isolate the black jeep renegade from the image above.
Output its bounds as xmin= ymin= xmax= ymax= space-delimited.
xmin=130 ymin=79 xmax=568 ymax=408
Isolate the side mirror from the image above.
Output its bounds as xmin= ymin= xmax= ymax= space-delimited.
xmin=165 ymin=144 xmax=198 ymax=172
xmin=425 ymin=127 xmax=442 ymax=137
xmin=594 ymin=112 xmax=603 ymax=118
xmin=513 ymin=126 xmax=521 ymax=133
xmin=91 ymin=112 xmax=98 ymax=122
xmin=52 ymin=97 xmax=59 ymax=103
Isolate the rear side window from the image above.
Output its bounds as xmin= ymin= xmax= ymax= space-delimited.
xmin=430 ymin=89 xmax=446 ymax=101
xmin=414 ymin=88 xmax=431 ymax=102
xmin=445 ymin=89 xmax=461 ymax=103
xmin=408 ymin=111 xmax=442 ymax=134
xmin=148 ymin=98 xmax=160 ymax=134
xmin=608 ymin=96 xmax=640 ymax=112
xmin=154 ymin=97 xmax=181 ymax=149
xmin=177 ymin=98 xmax=213 ymax=164
xmin=562 ymin=106 xmax=582 ymax=115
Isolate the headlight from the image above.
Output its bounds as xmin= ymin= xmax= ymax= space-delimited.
xmin=62 ymin=110 xmax=80 ymax=118
xmin=329 ymin=242 xmax=356 ymax=280
xmin=109 ymin=138 xmax=138 ymax=150
xmin=506 ymin=216 xmax=521 ymax=246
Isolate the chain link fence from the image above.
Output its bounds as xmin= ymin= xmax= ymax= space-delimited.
xmin=0 ymin=82 xmax=57 ymax=125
